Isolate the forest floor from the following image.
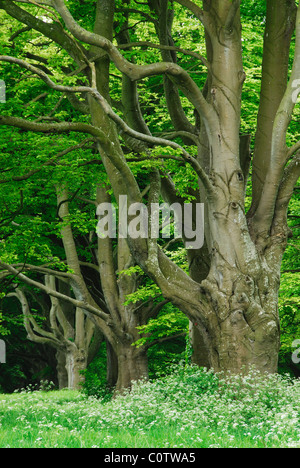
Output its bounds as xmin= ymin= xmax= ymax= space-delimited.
xmin=0 ymin=365 xmax=299 ymax=448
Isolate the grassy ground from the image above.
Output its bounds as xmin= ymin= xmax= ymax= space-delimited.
xmin=0 ymin=365 xmax=299 ymax=448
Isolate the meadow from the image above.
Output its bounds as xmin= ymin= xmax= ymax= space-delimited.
xmin=0 ymin=365 xmax=299 ymax=448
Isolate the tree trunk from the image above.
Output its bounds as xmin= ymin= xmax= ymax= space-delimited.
xmin=114 ymin=343 xmax=149 ymax=394
xmin=183 ymin=255 xmax=281 ymax=374
xmin=190 ymin=324 xmax=211 ymax=368
xmin=56 ymin=350 xmax=68 ymax=390
xmin=65 ymin=348 xmax=87 ymax=390
xmin=106 ymin=340 xmax=118 ymax=388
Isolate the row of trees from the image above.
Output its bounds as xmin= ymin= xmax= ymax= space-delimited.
xmin=0 ymin=0 xmax=299 ymax=393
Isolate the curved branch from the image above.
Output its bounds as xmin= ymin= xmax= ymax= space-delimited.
xmin=0 ymin=260 xmax=111 ymax=323
xmin=144 ymin=332 xmax=187 ymax=351
xmin=286 ymin=140 xmax=300 ymax=160
xmin=173 ymin=0 xmax=208 ymax=29
xmin=0 ymin=113 xmax=107 ymax=141
xmin=275 ymin=152 xmax=300 ymax=218
xmin=118 ymin=41 xmax=209 ymax=68
xmin=14 ymin=0 xmax=52 ymax=5
xmin=115 ymin=7 xmax=157 ymax=25
xmin=8 ymin=289 xmax=63 ymax=348
xmin=1 ymin=263 xmax=73 ymax=279
xmin=157 ymin=130 xmax=200 ymax=145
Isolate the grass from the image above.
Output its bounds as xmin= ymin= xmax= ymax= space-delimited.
xmin=0 ymin=365 xmax=299 ymax=448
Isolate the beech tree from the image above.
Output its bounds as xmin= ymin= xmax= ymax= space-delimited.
xmin=7 ymin=277 xmax=103 ymax=390
xmin=0 ymin=0 xmax=299 ymax=387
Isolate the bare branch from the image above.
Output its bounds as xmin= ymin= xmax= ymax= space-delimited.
xmin=144 ymin=332 xmax=187 ymax=350
xmin=157 ymin=130 xmax=200 ymax=145
xmin=286 ymin=140 xmax=300 ymax=160
xmin=115 ymin=7 xmax=157 ymax=25
xmin=8 ymin=289 xmax=63 ymax=348
xmin=276 ymin=152 xmax=300 ymax=215
xmin=0 ymin=260 xmax=111 ymax=322
xmin=253 ymin=4 xmax=300 ymax=233
xmin=2 ymin=263 xmax=74 ymax=279
xmin=118 ymin=41 xmax=209 ymax=68
xmin=9 ymin=25 xmax=31 ymax=42
xmin=96 ymin=186 xmax=121 ymax=325
xmin=0 ymin=114 xmax=108 ymax=142
xmin=14 ymin=0 xmax=52 ymax=5
xmin=173 ymin=0 xmax=207 ymax=28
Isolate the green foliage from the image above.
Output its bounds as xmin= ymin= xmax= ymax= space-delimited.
xmin=134 ymin=305 xmax=188 ymax=348
xmin=81 ymin=342 xmax=113 ymax=402
xmin=0 ymin=310 xmax=9 ymax=336
xmin=279 ymin=273 xmax=300 ymax=374
xmin=278 ymin=189 xmax=300 ymax=375
xmin=0 ymin=295 xmax=56 ymax=393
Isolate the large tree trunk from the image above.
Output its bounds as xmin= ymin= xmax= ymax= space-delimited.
xmin=199 ymin=270 xmax=280 ymax=373
xmin=171 ymin=254 xmax=281 ymax=374
xmin=65 ymin=347 xmax=88 ymax=390
xmin=114 ymin=342 xmax=149 ymax=393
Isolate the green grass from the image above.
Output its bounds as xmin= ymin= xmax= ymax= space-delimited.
xmin=0 ymin=365 xmax=299 ymax=448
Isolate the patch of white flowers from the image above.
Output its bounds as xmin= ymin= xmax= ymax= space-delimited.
xmin=0 ymin=365 xmax=299 ymax=448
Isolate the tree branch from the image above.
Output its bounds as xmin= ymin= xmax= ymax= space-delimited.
xmin=252 ymin=4 xmax=300 ymax=234
xmin=118 ymin=41 xmax=209 ymax=69
xmin=224 ymin=0 xmax=241 ymax=32
xmin=287 ymin=140 xmax=300 ymax=160
xmin=144 ymin=332 xmax=187 ymax=350
xmin=115 ymin=7 xmax=157 ymax=25
xmin=8 ymin=289 xmax=63 ymax=348
xmin=14 ymin=0 xmax=52 ymax=5
xmin=96 ymin=186 xmax=121 ymax=324
xmin=275 ymin=152 xmax=300 ymax=219
xmin=173 ymin=0 xmax=208 ymax=29
xmin=1 ymin=263 xmax=74 ymax=279
xmin=0 ymin=260 xmax=111 ymax=323
xmin=0 ymin=114 xmax=108 ymax=141
xmin=249 ymin=0 xmax=297 ymax=216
